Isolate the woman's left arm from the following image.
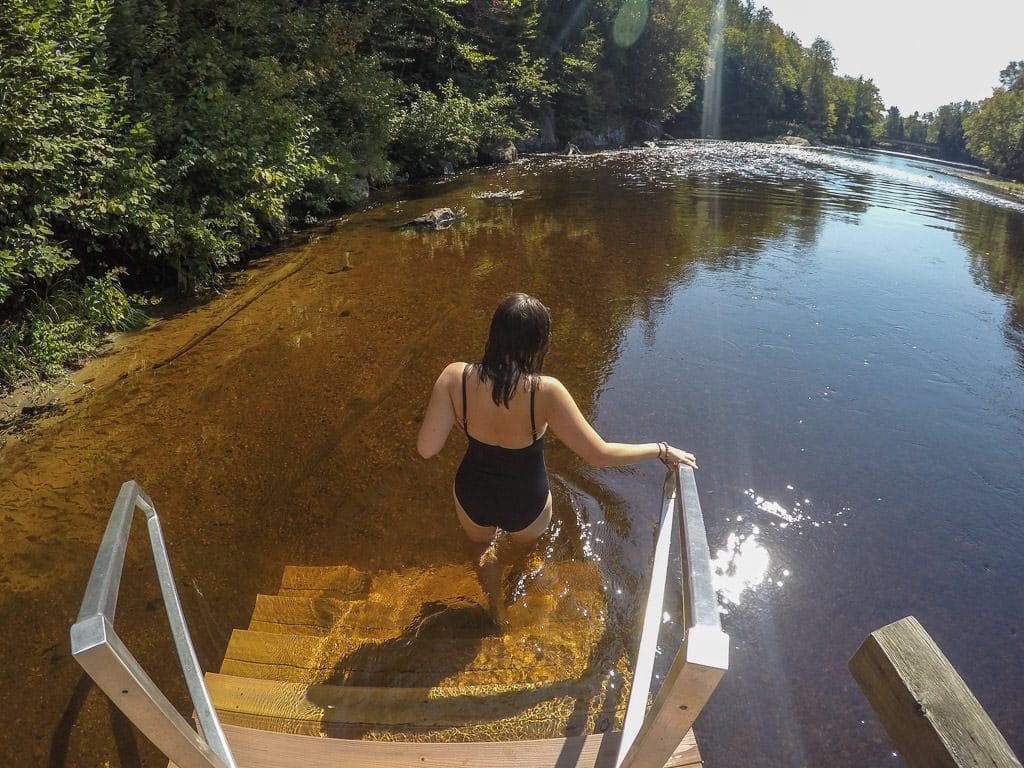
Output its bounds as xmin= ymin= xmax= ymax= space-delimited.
xmin=417 ymin=362 xmax=461 ymax=458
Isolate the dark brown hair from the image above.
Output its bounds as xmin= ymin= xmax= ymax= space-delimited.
xmin=478 ymin=293 xmax=551 ymax=407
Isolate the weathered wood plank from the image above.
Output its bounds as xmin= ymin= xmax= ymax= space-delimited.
xmin=278 ymin=564 xmax=371 ymax=598
xmin=849 ymin=615 xmax=1022 ymax=768
xmin=205 ymin=672 xmax=625 ymax=741
xmin=249 ymin=594 xmax=405 ymax=637
xmin=206 ymin=673 xmax=603 ymax=727
xmin=220 ymin=629 xmax=597 ymax=687
xmin=170 ymin=723 xmax=700 ymax=768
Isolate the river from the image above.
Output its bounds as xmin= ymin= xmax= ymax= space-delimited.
xmin=1 ymin=141 xmax=1022 ymax=766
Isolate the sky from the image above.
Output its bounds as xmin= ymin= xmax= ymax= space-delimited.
xmin=759 ymin=0 xmax=1024 ymax=114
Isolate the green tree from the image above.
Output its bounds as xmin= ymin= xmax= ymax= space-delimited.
xmin=964 ymin=88 xmax=1024 ymax=180
xmin=845 ymin=76 xmax=884 ymax=146
xmin=963 ymin=60 xmax=1024 ymax=180
xmin=885 ymin=106 xmax=903 ymax=139
xmin=927 ymin=102 xmax=974 ymax=162
xmin=717 ymin=3 xmax=801 ymax=137
xmin=999 ymin=60 xmax=1024 ymax=91
xmin=608 ymin=0 xmax=707 ymax=130
xmin=801 ymin=37 xmax=836 ymax=134
xmin=902 ymin=111 xmax=930 ymax=144
xmin=0 ymin=0 xmax=167 ymax=304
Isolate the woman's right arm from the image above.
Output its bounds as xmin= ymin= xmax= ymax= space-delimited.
xmin=544 ymin=377 xmax=697 ymax=469
xmin=417 ymin=362 xmax=462 ymax=459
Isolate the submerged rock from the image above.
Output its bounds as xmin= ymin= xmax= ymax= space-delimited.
xmin=408 ymin=207 xmax=457 ymax=230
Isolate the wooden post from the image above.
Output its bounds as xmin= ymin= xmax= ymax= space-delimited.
xmin=849 ymin=616 xmax=1021 ymax=768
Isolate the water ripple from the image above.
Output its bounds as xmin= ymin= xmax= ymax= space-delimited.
xmin=564 ymin=140 xmax=1024 ymax=219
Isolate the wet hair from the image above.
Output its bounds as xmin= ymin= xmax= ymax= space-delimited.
xmin=478 ymin=293 xmax=551 ymax=407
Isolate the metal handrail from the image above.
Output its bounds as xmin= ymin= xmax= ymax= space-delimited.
xmin=615 ymin=466 xmax=730 ymax=768
xmin=70 ymin=481 xmax=236 ymax=768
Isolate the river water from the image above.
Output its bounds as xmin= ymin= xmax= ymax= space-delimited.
xmin=1 ymin=141 xmax=1022 ymax=766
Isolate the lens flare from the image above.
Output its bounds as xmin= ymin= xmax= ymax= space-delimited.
xmin=612 ymin=0 xmax=649 ymax=48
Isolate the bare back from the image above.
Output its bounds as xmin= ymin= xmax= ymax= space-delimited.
xmin=458 ymin=364 xmax=546 ymax=449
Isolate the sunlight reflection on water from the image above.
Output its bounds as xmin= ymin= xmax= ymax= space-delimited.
xmin=583 ymin=140 xmax=1024 ymax=216
xmin=711 ymin=528 xmax=770 ymax=609
xmin=712 ymin=485 xmax=853 ymax=609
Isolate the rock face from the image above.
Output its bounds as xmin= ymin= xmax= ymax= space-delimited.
xmin=515 ymin=111 xmax=559 ymax=154
xmin=408 ymin=208 xmax=457 ymax=230
xmin=348 ymin=177 xmax=370 ymax=201
xmin=777 ymin=135 xmax=811 ymax=147
xmin=479 ymin=139 xmax=518 ymax=164
xmin=572 ymin=128 xmax=626 ymax=150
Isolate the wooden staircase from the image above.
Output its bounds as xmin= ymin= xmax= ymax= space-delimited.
xmin=79 ymin=479 xmax=711 ymax=768
xmin=183 ymin=557 xmax=700 ymax=766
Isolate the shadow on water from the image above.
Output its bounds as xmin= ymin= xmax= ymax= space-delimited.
xmin=49 ymin=674 xmax=142 ymax=768
xmin=310 ymin=590 xmax=631 ymax=742
xmin=323 ymin=600 xmax=497 ymax=684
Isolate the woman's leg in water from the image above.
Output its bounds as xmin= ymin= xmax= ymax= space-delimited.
xmin=453 ymin=489 xmax=503 ymax=619
xmin=453 ymin=488 xmax=496 ymax=557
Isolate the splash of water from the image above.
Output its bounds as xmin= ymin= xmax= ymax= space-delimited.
xmin=700 ymin=0 xmax=727 ymax=139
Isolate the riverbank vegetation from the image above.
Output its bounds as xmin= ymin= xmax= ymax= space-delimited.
xmin=0 ymin=0 xmax=1020 ymax=391
xmin=879 ymin=61 xmax=1024 ymax=181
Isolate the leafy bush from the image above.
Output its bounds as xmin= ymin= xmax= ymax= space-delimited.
xmin=390 ymin=81 xmax=517 ymax=177
xmin=0 ymin=270 xmax=148 ymax=385
xmin=0 ymin=0 xmax=169 ymax=304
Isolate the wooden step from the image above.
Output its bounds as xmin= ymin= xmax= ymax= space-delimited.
xmin=206 ymin=673 xmax=628 ymax=741
xmin=219 ymin=625 xmax=602 ymax=687
xmin=277 ymin=564 xmax=372 ymax=598
xmin=169 ymin=722 xmax=702 ymax=767
xmin=279 ymin=560 xmax=603 ymax=613
xmin=250 ymin=587 xmax=599 ymax=639
xmin=249 ymin=594 xmax=413 ymax=638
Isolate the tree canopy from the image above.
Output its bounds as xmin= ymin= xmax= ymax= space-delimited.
xmin=964 ymin=60 xmax=1024 ymax=180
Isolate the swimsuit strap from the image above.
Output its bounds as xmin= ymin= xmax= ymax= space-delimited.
xmin=530 ymin=379 xmax=537 ymax=442
xmin=461 ymin=364 xmax=470 ymax=437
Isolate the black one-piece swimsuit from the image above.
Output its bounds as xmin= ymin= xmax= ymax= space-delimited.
xmin=454 ymin=366 xmax=549 ymax=533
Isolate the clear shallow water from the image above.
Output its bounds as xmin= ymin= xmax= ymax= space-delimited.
xmin=1 ymin=141 xmax=1022 ymax=765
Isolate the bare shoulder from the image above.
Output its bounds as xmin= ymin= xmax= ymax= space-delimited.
xmin=537 ymin=374 xmax=567 ymax=391
xmin=536 ymin=375 xmax=572 ymax=403
xmin=441 ymin=361 xmax=468 ymax=380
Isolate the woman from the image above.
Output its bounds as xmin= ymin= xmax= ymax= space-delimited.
xmin=417 ymin=293 xmax=697 ymax=616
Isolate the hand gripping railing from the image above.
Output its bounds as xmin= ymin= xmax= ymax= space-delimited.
xmin=615 ymin=466 xmax=729 ymax=768
xmin=70 ymin=481 xmax=236 ymax=768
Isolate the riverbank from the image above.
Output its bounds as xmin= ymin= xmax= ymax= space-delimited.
xmin=0 ymin=214 xmax=354 ymax=442
xmin=6 ymin=137 xmax=1022 ymax=446
xmin=868 ymin=144 xmax=1024 ymax=203
xmin=952 ymin=169 xmax=1024 ymax=202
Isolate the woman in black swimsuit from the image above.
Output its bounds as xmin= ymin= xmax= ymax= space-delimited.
xmin=417 ymin=293 xmax=697 ymax=615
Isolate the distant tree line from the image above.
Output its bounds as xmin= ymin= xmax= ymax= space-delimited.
xmin=674 ymin=2 xmax=884 ymax=147
xmin=0 ymin=0 xmax=1012 ymax=389
xmin=881 ymin=61 xmax=1024 ymax=180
